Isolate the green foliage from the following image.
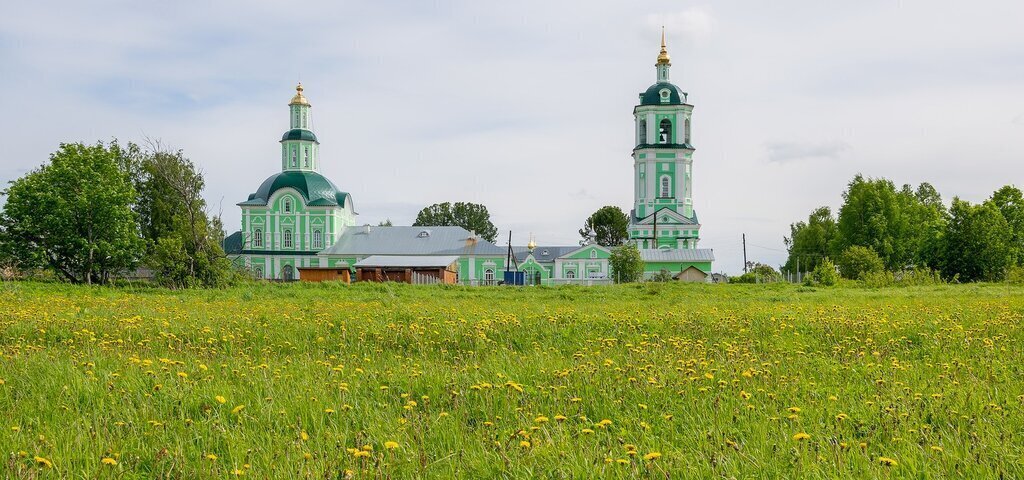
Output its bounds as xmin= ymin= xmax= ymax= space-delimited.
xmin=608 ymin=243 xmax=644 ymax=283
xmin=783 ymin=206 xmax=837 ymax=273
xmin=377 ymin=218 xmax=394 ymax=227
xmin=732 ymin=263 xmax=781 ymax=283
xmin=989 ymin=185 xmax=1024 ymax=265
xmin=650 ymin=269 xmax=673 ymax=282
xmin=579 ymin=205 xmax=630 ymax=247
xmin=860 ymin=267 xmax=944 ymax=288
xmin=135 ymin=149 xmax=233 ymax=288
xmin=413 ymin=202 xmax=498 ymax=243
xmin=0 ymin=142 xmax=142 ymax=283
xmin=941 ymin=198 xmax=1014 ymax=282
xmin=811 ymin=258 xmax=839 ymax=286
xmin=837 ymin=245 xmax=885 ymax=280
xmin=1007 ymin=265 xmax=1024 ymax=285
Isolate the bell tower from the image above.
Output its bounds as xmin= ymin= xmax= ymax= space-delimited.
xmin=281 ymin=83 xmax=321 ymax=172
xmin=629 ymin=29 xmax=701 ymax=250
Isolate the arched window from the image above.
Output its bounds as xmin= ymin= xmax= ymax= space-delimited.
xmin=283 ymin=199 xmax=292 ymax=213
xmin=283 ymin=229 xmax=293 ymax=248
xmin=659 ymin=118 xmax=672 ymax=143
xmin=291 ymin=149 xmax=297 ymax=167
xmin=254 ymin=267 xmax=263 ymax=279
xmin=565 ymin=270 xmax=576 ymax=279
xmin=590 ymin=249 xmax=598 ymax=259
xmin=253 ymin=229 xmax=263 ymax=247
xmin=660 ymin=175 xmax=671 ymax=198
xmin=484 ymin=269 xmax=495 ymax=285
xmin=638 ymin=119 xmax=647 ymax=144
xmin=282 ymin=264 xmax=294 ymax=281
xmin=303 ymin=147 xmax=309 ymax=167
xmin=313 ymin=229 xmax=322 ymax=249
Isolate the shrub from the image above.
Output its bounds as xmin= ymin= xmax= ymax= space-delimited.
xmin=1005 ymin=265 xmax=1024 ymax=285
xmin=812 ymin=258 xmax=840 ymax=286
xmin=838 ymin=246 xmax=885 ymax=280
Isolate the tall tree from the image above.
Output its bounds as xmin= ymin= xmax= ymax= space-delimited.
xmin=989 ymin=185 xmax=1024 ymax=265
xmin=782 ymin=206 xmax=837 ymax=273
xmin=832 ymin=175 xmax=914 ymax=269
xmin=137 ymin=146 xmax=233 ymax=288
xmin=941 ymin=198 xmax=1013 ymax=282
xmin=579 ymin=206 xmax=630 ymax=247
xmin=413 ymin=202 xmax=498 ymax=242
xmin=1 ymin=142 xmax=142 ymax=284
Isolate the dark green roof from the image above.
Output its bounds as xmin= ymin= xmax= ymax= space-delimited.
xmin=281 ymin=129 xmax=318 ymax=143
xmin=239 ymin=171 xmax=350 ymax=207
xmin=639 ymin=82 xmax=687 ymax=106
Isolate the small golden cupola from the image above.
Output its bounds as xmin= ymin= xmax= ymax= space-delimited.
xmin=290 ymin=83 xmax=310 ymax=106
xmin=657 ymin=26 xmax=671 ymax=65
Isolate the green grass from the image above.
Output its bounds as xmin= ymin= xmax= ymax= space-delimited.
xmin=1 ymin=281 xmax=1023 ymax=478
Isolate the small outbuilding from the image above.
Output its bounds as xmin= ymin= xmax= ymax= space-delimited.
xmin=353 ymin=255 xmax=459 ymax=285
xmin=673 ymin=266 xmax=709 ymax=283
xmin=297 ymin=266 xmax=352 ymax=283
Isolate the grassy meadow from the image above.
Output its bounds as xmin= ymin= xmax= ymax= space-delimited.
xmin=1 ymin=281 xmax=1023 ymax=478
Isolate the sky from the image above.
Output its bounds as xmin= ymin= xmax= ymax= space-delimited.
xmin=1 ymin=0 xmax=1022 ymax=274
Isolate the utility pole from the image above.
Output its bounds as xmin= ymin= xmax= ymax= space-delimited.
xmin=742 ymin=233 xmax=748 ymax=273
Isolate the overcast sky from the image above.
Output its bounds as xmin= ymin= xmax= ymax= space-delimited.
xmin=2 ymin=0 xmax=1022 ymax=274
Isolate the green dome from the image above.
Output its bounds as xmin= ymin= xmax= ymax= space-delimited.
xmin=281 ymin=129 xmax=318 ymax=143
xmin=240 ymin=171 xmax=350 ymax=207
xmin=640 ymin=82 xmax=687 ymax=106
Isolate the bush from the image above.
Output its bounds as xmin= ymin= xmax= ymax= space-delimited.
xmin=838 ymin=246 xmax=885 ymax=280
xmin=1008 ymin=266 xmax=1024 ymax=285
xmin=812 ymin=258 xmax=840 ymax=286
xmin=732 ymin=264 xmax=782 ymax=284
xmin=860 ymin=267 xmax=944 ymax=288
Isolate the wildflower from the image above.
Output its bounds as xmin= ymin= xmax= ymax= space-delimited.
xmin=835 ymin=413 xmax=848 ymax=421
xmin=643 ymin=452 xmax=662 ymax=461
xmin=788 ymin=407 xmax=801 ymax=413
xmin=215 ymin=396 xmax=227 ymax=404
xmin=232 ymin=405 xmax=245 ymax=415
xmin=793 ymin=432 xmax=811 ymax=441
xmin=232 ymin=468 xmax=245 ymax=475
xmin=102 ymin=457 xmax=118 ymax=466
xmin=931 ymin=446 xmax=943 ymax=453
xmin=353 ymin=450 xmax=371 ymax=458
xmin=300 ymin=430 xmax=309 ymax=441
xmin=535 ymin=416 xmax=549 ymax=424
xmin=206 ymin=454 xmax=218 ymax=461
xmin=519 ymin=440 xmax=531 ymax=448
xmin=596 ymin=419 xmax=612 ymax=428
xmin=554 ymin=415 xmax=567 ymax=422
xmin=384 ymin=441 xmax=399 ymax=450
xmin=303 ymin=452 xmax=312 ymax=460
xmin=324 ymin=408 xmax=335 ymax=414
xmin=177 ymin=372 xmax=188 ymax=379
xmin=35 ymin=456 xmax=53 ymax=468
xmin=581 ymin=428 xmax=594 ymax=435
xmin=879 ymin=457 xmax=898 ymax=466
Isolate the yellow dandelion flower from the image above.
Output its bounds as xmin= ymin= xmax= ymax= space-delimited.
xmin=353 ymin=450 xmax=371 ymax=458
xmin=554 ymin=415 xmax=567 ymax=422
xmin=303 ymin=452 xmax=312 ymax=460
xmin=616 ymin=458 xmax=630 ymax=465
xmin=519 ymin=440 xmax=531 ymax=448
xmin=101 ymin=457 xmax=118 ymax=466
xmin=788 ymin=407 xmax=801 ymax=413
xmin=215 ymin=396 xmax=226 ymax=404
xmin=176 ymin=372 xmax=188 ymax=379
xmin=931 ymin=446 xmax=943 ymax=453
xmin=581 ymin=428 xmax=594 ymax=435
xmin=232 ymin=468 xmax=245 ymax=475
xmin=231 ymin=405 xmax=245 ymax=415
xmin=205 ymin=453 xmax=218 ymax=461
xmin=793 ymin=432 xmax=811 ymax=441
xmin=324 ymin=408 xmax=335 ymax=414
xmin=534 ymin=416 xmax=549 ymax=424
xmin=643 ymin=452 xmax=662 ymax=461
xmin=384 ymin=441 xmax=399 ymax=450
xmin=835 ymin=413 xmax=848 ymax=421
xmin=35 ymin=456 xmax=53 ymax=468
xmin=300 ymin=430 xmax=309 ymax=441
xmin=879 ymin=457 xmax=898 ymax=466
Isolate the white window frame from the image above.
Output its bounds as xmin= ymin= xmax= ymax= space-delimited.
xmin=313 ymin=229 xmax=322 ymax=249
xmin=253 ymin=229 xmax=263 ymax=247
xmin=283 ymin=229 xmax=293 ymax=248
xmin=660 ymin=175 xmax=671 ymax=198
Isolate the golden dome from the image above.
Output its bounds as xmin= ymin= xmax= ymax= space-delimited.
xmin=290 ymin=83 xmax=310 ymax=106
xmin=657 ymin=27 xmax=671 ymax=65
xmin=527 ymin=238 xmax=537 ymax=251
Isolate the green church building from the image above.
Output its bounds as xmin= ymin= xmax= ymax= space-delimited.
xmin=627 ymin=31 xmax=714 ymax=279
xmin=226 ymin=31 xmax=712 ymax=283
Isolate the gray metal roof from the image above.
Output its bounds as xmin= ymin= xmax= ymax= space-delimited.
xmin=319 ymin=226 xmax=505 ymax=257
xmin=353 ymin=255 xmax=459 ymax=268
xmin=511 ymin=246 xmax=578 ymax=264
xmin=640 ymin=248 xmax=715 ymax=262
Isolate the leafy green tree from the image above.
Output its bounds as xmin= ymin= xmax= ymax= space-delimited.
xmin=136 ymin=148 xmax=233 ymax=288
xmin=989 ymin=185 xmax=1024 ymax=265
xmin=609 ymin=243 xmax=644 ymax=283
xmin=941 ymin=198 xmax=1013 ymax=282
xmin=413 ymin=202 xmax=498 ymax=243
xmin=0 ymin=142 xmax=143 ymax=284
xmin=579 ymin=206 xmax=630 ymax=247
xmin=832 ymin=175 xmax=913 ymax=269
xmin=837 ymin=245 xmax=885 ymax=280
xmin=783 ymin=206 xmax=837 ymax=273
xmin=377 ymin=218 xmax=394 ymax=227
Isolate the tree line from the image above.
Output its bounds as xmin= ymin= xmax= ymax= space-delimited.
xmin=0 ymin=141 xmax=234 ymax=287
xmin=785 ymin=174 xmax=1024 ymax=283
